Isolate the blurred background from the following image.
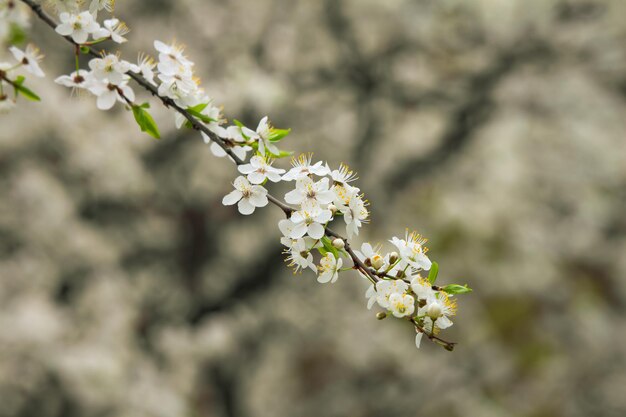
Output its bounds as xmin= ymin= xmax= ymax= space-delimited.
xmin=1 ymin=0 xmax=626 ymax=416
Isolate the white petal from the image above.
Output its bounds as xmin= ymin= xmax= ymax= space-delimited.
xmin=55 ymin=23 xmax=73 ymax=36
xmin=247 ymin=171 xmax=266 ymax=185
xmin=307 ymin=223 xmax=325 ymax=240
xmin=237 ymin=198 xmax=255 ymax=215
xmin=210 ymin=142 xmax=226 ymax=157
xmin=233 ymin=176 xmax=250 ymax=191
xmin=73 ymin=30 xmax=89 ymax=44
xmin=278 ymin=219 xmax=295 ymax=237
xmin=415 ymin=333 xmax=423 ymax=349
xmin=290 ymin=222 xmax=308 ymax=239
xmin=96 ymin=91 xmax=116 ymax=110
xmin=266 ymin=171 xmax=283 ymax=183
xmin=317 ymin=272 xmax=332 ymax=284
xmin=237 ymin=164 xmax=255 ymax=175
xmin=222 ymin=190 xmax=242 ymax=206
xmin=249 ymin=190 xmax=268 ymax=207
xmin=317 ymin=190 xmax=336 ymax=205
xmin=284 ymin=189 xmax=303 ymax=205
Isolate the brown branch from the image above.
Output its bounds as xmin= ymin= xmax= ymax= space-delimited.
xmin=20 ymin=0 xmax=458 ymax=350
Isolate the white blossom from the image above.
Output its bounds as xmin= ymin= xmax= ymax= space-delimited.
xmin=54 ymin=69 xmax=91 ymax=90
xmin=341 ymin=191 xmax=369 ymax=238
xmin=390 ymin=231 xmax=432 ymax=272
xmin=10 ymin=44 xmax=45 ymax=77
xmin=222 ymin=176 xmax=268 ymax=215
xmin=88 ymin=54 xmax=131 ymax=85
xmin=238 ymin=156 xmax=285 ymax=184
xmin=289 ymin=201 xmax=332 ymax=240
xmin=329 ymin=163 xmax=358 ymax=186
xmin=89 ymin=0 xmax=115 ymax=16
xmin=388 ymin=292 xmax=415 ymax=318
xmin=354 ymin=243 xmax=386 ymax=272
xmin=154 ymin=40 xmax=193 ymax=74
xmin=282 ymin=153 xmax=330 ymax=181
xmin=285 ymin=238 xmax=316 ymax=273
xmin=93 ymin=18 xmax=129 ymax=44
xmin=410 ymin=275 xmax=435 ymax=300
xmin=205 ymin=125 xmax=251 ymax=162
xmin=317 ymin=253 xmax=342 ymax=284
xmin=55 ymin=11 xmax=100 ymax=44
xmin=419 ymin=293 xmax=456 ymax=333
xmin=375 ymin=279 xmax=409 ymax=309
xmin=284 ymin=176 xmax=335 ymax=207
xmin=130 ymin=54 xmax=156 ymax=86
xmin=241 ymin=116 xmax=279 ymax=157
xmin=88 ymin=78 xmax=135 ymax=110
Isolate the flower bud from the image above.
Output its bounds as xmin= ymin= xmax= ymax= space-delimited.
xmin=388 ymin=251 xmax=399 ymax=264
xmin=328 ymin=204 xmax=337 ymax=215
xmin=370 ymin=254 xmax=384 ymax=271
xmin=332 ymin=238 xmax=345 ymax=249
xmin=376 ymin=312 xmax=387 ymax=320
xmin=426 ymin=302 xmax=443 ymax=320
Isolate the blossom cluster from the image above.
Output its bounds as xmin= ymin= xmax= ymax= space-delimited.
xmin=1 ymin=0 xmax=472 ymax=350
xmin=0 ymin=42 xmax=44 ymax=112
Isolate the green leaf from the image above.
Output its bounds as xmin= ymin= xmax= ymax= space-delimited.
xmin=80 ymin=46 xmax=91 ymax=54
xmin=8 ymin=23 xmax=26 ymax=45
xmin=233 ymin=119 xmax=244 ymax=128
xmin=269 ymin=149 xmax=294 ymax=159
xmin=132 ymin=104 xmax=160 ymax=139
xmin=427 ymin=261 xmax=439 ymax=284
xmin=320 ymin=236 xmax=340 ymax=259
xmin=187 ymin=103 xmax=208 ymax=113
xmin=13 ymin=81 xmax=41 ymax=101
xmin=14 ymin=76 xmax=25 ymax=86
xmin=186 ymin=109 xmax=215 ymax=123
xmin=441 ymin=284 xmax=473 ymax=295
xmin=268 ymin=128 xmax=290 ymax=142
xmin=316 ymin=246 xmax=329 ymax=257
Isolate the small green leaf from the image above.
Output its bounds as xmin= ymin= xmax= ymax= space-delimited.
xmin=185 ymin=103 xmax=217 ymax=123
xmin=132 ymin=104 xmax=160 ymax=139
xmin=316 ymin=246 xmax=329 ymax=257
xmin=13 ymin=81 xmax=41 ymax=101
xmin=269 ymin=149 xmax=294 ymax=159
xmin=80 ymin=46 xmax=91 ymax=54
xmin=8 ymin=23 xmax=26 ymax=45
xmin=14 ymin=76 xmax=25 ymax=86
xmin=427 ymin=261 xmax=439 ymax=284
xmin=233 ymin=119 xmax=244 ymax=128
xmin=269 ymin=128 xmax=290 ymax=142
xmin=187 ymin=103 xmax=208 ymax=113
xmin=320 ymin=236 xmax=340 ymax=259
xmin=441 ymin=284 xmax=473 ymax=295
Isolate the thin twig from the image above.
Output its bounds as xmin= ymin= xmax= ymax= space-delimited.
xmin=19 ymin=0 xmax=456 ymax=350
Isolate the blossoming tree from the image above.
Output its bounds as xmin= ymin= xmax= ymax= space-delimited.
xmin=0 ymin=0 xmax=472 ymax=350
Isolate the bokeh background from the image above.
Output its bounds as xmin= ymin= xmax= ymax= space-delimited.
xmin=2 ymin=0 xmax=626 ymax=416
